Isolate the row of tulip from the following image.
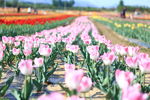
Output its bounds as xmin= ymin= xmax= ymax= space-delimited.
xmin=0 ymin=15 xmax=75 ymax=25
xmin=0 ymin=13 xmax=41 ymax=17
xmin=0 ymin=17 xmax=74 ymax=37
xmin=92 ymin=16 xmax=150 ymax=44
xmin=0 ymin=16 xmax=150 ymax=100
xmin=0 ymin=15 xmax=61 ymax=21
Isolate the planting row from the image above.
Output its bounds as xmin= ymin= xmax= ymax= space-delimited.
xmin=0 ymin=15 xmax=75 ymax=25
xmin=0 ymin=17 xmax=74 ymax=37
xmin=93 ymin=16 xmax=150 ymax=44
xmin=0 ymin=16 xmax=150 ymax=100
xmin=0 ymin=13 xmax=40 ymax=17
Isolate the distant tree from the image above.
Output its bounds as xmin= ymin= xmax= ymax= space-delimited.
xmin=0 ymin=0 xmax=5 ymax=7
xmin=117 ymin=0 xmax=124 ymax=12
xmin=9 ymin=0 xmax=19 ymax=7
xmin=52 ymin=0 xmax=61 ymax=7
xmin=52 ymin=0 xmax=75 ymax=8
xmin=68 ymin=0 xmax=75 ymax=7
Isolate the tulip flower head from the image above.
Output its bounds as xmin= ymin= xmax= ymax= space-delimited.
xmin=18 ymin=59 xmax=33 ymax=75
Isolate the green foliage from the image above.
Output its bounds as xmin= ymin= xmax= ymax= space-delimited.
xmin=0 ymin=0 xmax=4 ymax=7
xmin=0 ymin=17 xmax=74 ymax=37
xmin=117 ymin=0 xmax=124 ymax=12
xmin=52 ymin=0 xmax=75 ymax=8
xmin=95 ymin=19 xmax=150 ymax=44
xmin=11 ymin=76 xmax=33 ymax=100
xmin=0 ymin=76 xmax=14 ymax=97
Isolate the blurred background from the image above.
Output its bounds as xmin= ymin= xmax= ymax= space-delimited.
xmin=0 ymin=0 xmax=150 ymax=15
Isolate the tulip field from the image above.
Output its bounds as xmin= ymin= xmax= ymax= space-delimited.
xmin=0 ymin=11 xmax=150 ymax=100
xmin=93 ymin=16 xmax=150 ymax=44
xmin=0 ymin=13 xmax=75 ymax=37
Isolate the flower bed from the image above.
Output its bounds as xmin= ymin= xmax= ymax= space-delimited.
xmin=0 ymin=16 xmax=149 ymax=100
xmin=0 ymin=17 xmax=75 ymax=37
xmin=0 ymin=14 xmax=75 ymax=25
xmin=92 ymin=16 xmax=150 ymax=44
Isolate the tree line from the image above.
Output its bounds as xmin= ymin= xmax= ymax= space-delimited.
xmin=0 ymin=0 xmax=149 ymax=12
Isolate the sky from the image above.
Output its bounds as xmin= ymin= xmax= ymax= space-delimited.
xmin=20 ymin=0 xmax=150 ymax=8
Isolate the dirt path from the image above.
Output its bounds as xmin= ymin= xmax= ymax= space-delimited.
xmin=92 ymin=19 xmax=150 ymax=55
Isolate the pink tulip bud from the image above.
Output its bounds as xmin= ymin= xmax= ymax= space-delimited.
xmin=14 ymin=42 xmax=20 ymax=47
xmin=115 ymin=69 xmax=135 ymax=89
xmin=87 ymin=45 xmax=99 ymax=54
xmin=65 ymin=69 xmax=84 ymax=90
xmin=34 ymin=57 xmax=44 ymax=67
xmin=2 ymin=36 xmax=9 ymax=44
xmin=18 ymin=59 xmax=33 ymax=75
xmin=12 ymin=48 xmax=20 ymax=56
xmin=38 ymin=44 xmax=52 ymax=56
xmin=101 ymin=52 xmax=116 ymax=65
xmin=23 ymin=49 xmax=32 ymax=56
xmin=122 ymin=84 xmax=148 ymax=100
xmin=77 ymin=76 xmax=92 ymax=92
xmin=114 ymin=45 xmax=128 ymax=56
xmin=128 ymin=46 xmax=139 ymax=57
xmin=8 ymin=37 xmax=15 ymax=44
xmin=66 ymin=44 xmax=80 ymax=53
xmin=89 ymin=51 xmax=99 ymax=60
xmin=125 ymin=56 xmax=139 ymax=68
xmin=138 ymin=53 xmax=149 ymax=61
xmin=139 ymin=58 xmax=150 ymax=73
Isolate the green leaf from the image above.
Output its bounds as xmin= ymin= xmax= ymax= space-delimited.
xmin=46 ymin=64 xmax=58 ymax=77
xmin=59 ymin=84 xmax=72 ymax=96
xmin=21 ymin=77 xmax=33 ymax=100
xmin=102 ymin=76 xmax=109 ymax=86
xmin=33 ymin=79 xmax=42 ymax=91
xmin=0 ymin=76 xmax=14 ymax=97
xmin=11 ymin=90 xmax=21 ymax=100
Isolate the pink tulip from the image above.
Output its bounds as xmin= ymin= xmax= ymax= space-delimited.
xmin=114 ymin=45 xmax=128 ymax=56
xmin=0 ymin=42 xmax=6 ymax=51
xmin=83 ymin=39 xmax=91 ymax=45
xmin=8 ymin=37 xmax=15 ymax=44
xmin=38 ymin=92 xmax=65 ymax=100
xmin=66 ymin=44 xmax=80 ymax=53
xmin=125 ymin=56 xmax=139 ymax=68
xmin=65 ymin=69 xmax=84 ymax=90
xmin=23 ymin=49 xmax=32 ymax=56
xmin=24 ymin=42 xmax=33 ymax=50
xmin=115 ymin=69 xmax=135 ymax=89
xmin=139 ymin=58 xmax=150 ymax=73
xmin=127 ymin=46 xmax=139 ymax=57
xmin=122 ymin=84 xmax=148 ymax=100
xmin=14 ymin=42 xmax=20 ymax=47
xmin=34 ymin=57 xmax=44 ymax=67
xmin=12 ymin=48 xmax=20 ymax=56
xmin=89 ymin=51 xmax=99 ymax=60
xmin=77 ymin=76 xmax=92 ymax=92
xmin=87 ymin=45 xmax=99 ymax=54
xmin=2 ymin=36 xmax=9 ymax=44
xmin=64 ymin=63 xmax=75 ymax=71
xmin=138 ymin=53 xmax=149 ymax=62
xmin=18 ymin=59 xmax=33 ymax=75
xmin=101 ymin=52 xmax=116 ymax=65
xmin=0 ymin=51 xmax=4 ymax=61
xmin=67 ymin=95 xmax=85 ymax=100
xmin=15 ymin=36 xmax=25 ymax=41
xmin=38 ymin=44 xmax=52 ymax=56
